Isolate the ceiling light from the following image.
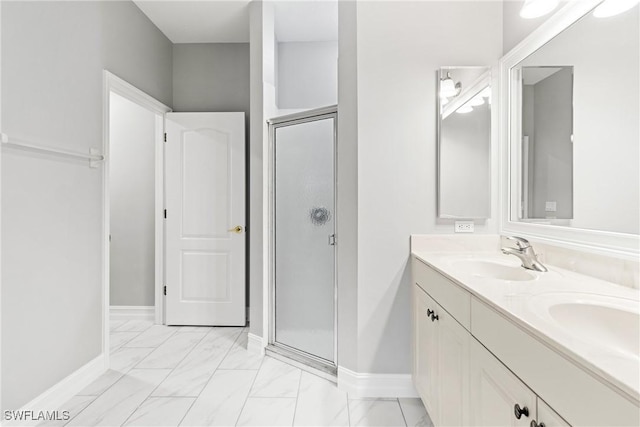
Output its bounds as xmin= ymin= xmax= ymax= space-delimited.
xmin=456 ymin=105 xmax=474 ymax=114
xmin=593 ymin=0 xmax=639 ymax=17
xmin=441 ymin=97 xmax=450 ymax=106
xmin=440 ymin=73 xmax=462 ymax=98
xmin=468 ymin=96 xmax=485 ymax=107
xmin=520 ymin=0 xmax=559 ymax=19
xmin=480 ymin=87 xmax=491 ymax=98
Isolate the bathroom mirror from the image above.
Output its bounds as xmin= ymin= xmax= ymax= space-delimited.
xmin=505 ymin=1 xmax=639 ymax=247
xmin=437 ymin=67 xmax=491 ymax=219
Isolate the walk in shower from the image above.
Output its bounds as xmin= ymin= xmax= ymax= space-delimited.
xmin=267 ymin=106 xmax=337 ymax=375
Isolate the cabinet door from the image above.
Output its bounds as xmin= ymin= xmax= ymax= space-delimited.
xmin=437 ymin=308 xmax=470 ymax=427
xmin=470 ymin=339 xmax=536 ymax=427
xmin=413 ymin=284 xmax=439 ymax=423
xmin=536 ymin=399 xmax=571 ymax=427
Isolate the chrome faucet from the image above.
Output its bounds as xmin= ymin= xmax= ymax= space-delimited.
xmin=501 ymin=236 xmax=548 ymax=272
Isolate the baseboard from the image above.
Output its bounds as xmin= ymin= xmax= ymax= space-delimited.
xmin=110 ymin=305 xmax=154 ymax=321
xmin=247 ymin=333 xmax=265 ymax=355
xmin=337 ymin=366 xmax=419 ymax=398
xmin=6 ymin=355 xmax=105 ymax=426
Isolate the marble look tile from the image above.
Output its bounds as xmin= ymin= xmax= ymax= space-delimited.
xmin=180 ymin=370 xmax=257 ymax=426
xmin=68 ymin=369 xmax=171 ymax=426
xmin=110 ymin=332 xmax=141 ymax=351
xmin=37 ymin=395 xmax=96 ymax=426
xmin=110 ymin=347 xmax=156 ymax=373
xmin=153 ymin=327 xmax=242 ymax=397
xmin=348 ymin=399 xmax=407 ymax=427
xmin=136 ymin=332 xmax=206 ymax=369
xmin=77 ymin=369 xmax=124 ymax=396
xmin=125 ymin=325 xmax=178 ymax=348
xmin=294 ymin=372 xmax=349 ymax=426
xmin=398 ymin=399 xmax=433 ymax=427
xmin=218 ymin=332 xmax=264 ymax=370
xmin=236 ymin=397 xmax=297 ymax=427
xmin=249 ymin=357 xmax=301 ymax=398
xmin=110 ymin=320 xmax=127 ymax=331
xmin=123 ymin=397 xmax=195 ymax=427
xmin=175 ymin=326 xmax=215 ymax=333
xmin=115 ymin=319 xmax=155 ymax=332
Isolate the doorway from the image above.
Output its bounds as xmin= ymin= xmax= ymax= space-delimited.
xmin=267 ymin=106 xmax=337 ymax=375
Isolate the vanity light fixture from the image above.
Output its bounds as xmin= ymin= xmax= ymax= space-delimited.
xmin=468 ymin=96 xmax=485 ymax=107
xmin=593 ymin=0 xmax=639 ymax=17
xmin=440 ymin=72 xmax=462 ymax=98
xmin=456 ymin=105 xmax=474 ymax=114
xmin=520 ymin=0 xmax=559 ymax=19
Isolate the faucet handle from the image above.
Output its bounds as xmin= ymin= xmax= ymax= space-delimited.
xmin=503 ymin=235 xmax=531 ymax=249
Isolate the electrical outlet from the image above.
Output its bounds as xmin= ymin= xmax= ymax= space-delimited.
xmin=454 ymin=221 xmax=474 ymax=233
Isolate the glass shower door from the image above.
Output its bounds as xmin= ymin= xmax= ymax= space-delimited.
xmin=274 ymin=116 xmax=335 ymax=363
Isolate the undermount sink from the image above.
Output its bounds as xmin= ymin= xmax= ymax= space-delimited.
xmin=453 ymin=259 xmax=535 ymax=281
xmin=531 ymin=293 xmax=640 ymax=358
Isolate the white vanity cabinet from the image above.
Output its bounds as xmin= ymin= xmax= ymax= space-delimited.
xmin=413 ymin=284 xmax=470 ymax=427
xmin=412 ymin=257 xmax=573 ymax=427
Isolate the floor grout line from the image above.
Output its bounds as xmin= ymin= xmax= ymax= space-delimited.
xmin=397 ymin=398 xmax=409 ymax=427
xmin=291 ymin=368 xmax=304 ymax=426
xmin=232 ymin=350 xmax=266 ymax=426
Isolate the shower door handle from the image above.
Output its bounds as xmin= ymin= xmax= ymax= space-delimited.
xmin=328 ymin=234 xmax=336 ymax=246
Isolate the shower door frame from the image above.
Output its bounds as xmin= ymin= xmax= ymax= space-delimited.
xmin=265 ymin=105 xmax=338 ymax=374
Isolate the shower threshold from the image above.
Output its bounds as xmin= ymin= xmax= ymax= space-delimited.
xmin=266 ymin=343 xmax=337 ymax=382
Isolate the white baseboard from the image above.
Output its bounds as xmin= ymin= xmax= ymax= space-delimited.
xmin=7 ymin=355 xmax=105 ymax=426
xmin=110 ymin=305 xmax=154 ymax=321
xmin=247 ymin=333 xmax=265 ymax=355
xmin=337 ymin=366 xmax=419 ymax=398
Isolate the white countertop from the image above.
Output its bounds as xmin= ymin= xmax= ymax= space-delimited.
xmin=412 ymin=250 xmax=640 ymax=402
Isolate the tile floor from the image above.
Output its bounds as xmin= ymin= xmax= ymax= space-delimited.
xmin=42 ymin=320 xmax=433 ymax=427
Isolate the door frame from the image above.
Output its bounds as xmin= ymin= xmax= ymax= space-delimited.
xmin=264 ymin=105 xmax=338 ymax=367
xmin=101 ymin=71 xmax=171 ymax=368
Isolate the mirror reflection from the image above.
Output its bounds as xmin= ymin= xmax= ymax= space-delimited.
xmin=521 ymin=66 xmax=573 ymax=221
xmin=438 ymin=67 xmax=491 ymax=219
xmin=512 ymin=3 xmax=639 ymax=234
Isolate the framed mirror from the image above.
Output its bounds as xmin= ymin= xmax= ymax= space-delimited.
xmin=501 ymin=0 xmax=639 ymax=254
xmin=437 ymin=67 xmax=491 ymax=219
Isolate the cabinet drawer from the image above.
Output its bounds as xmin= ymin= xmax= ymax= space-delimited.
xmin=471 ymin=297 xmax=640 ymax=426
xmin=412 ymin=257 xmax=470 ymax=330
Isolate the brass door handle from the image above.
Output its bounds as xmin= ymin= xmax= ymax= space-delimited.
xmin=228 ymin=225 xmax=243 ymax=234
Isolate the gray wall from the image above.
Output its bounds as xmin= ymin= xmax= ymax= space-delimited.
xmin=109 ymin=92 xmax=157 ymax=307
xmin=277 ymin=41 xmax=338 ymax=109
xmin=1 ymin=0 xmax=172 ymax=411
xmin=172 ymin=43 xmax=250 ymax=115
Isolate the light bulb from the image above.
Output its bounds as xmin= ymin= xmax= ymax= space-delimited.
xmin=440 ymin=77 xmax=457 ymax=98
xmin=520 ymin=0 xmax=559 ymax=19
xmin=593 ymin=0 xmax=639 ymax=17
xmin=456 ymin=105 xmax=474 ymax=114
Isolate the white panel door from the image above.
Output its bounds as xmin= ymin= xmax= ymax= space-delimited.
xmin=165 ymin=112 xmax=245 ymax=326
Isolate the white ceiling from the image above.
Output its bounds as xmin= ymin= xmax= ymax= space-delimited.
xmin=523 ymin=67 xmax=563 ymax=85
xmin=133 ymin=0 xmax=338 ymax=44
xmin=133 ymin=1 xmax=252 ymax=43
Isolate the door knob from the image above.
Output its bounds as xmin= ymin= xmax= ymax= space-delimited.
xmin=228 ymin=225 xmax=243 ymax=234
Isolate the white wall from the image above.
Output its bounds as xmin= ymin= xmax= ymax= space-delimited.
xmin=109 ymin=92 xmax=157 ymax=307
xmin=1 ymin=0 xmax=172 ymax=411
xmin=520 ymin=6 xmax=639 ymax=234
xmin=351 ymin=0 xmax=503 ymax=373
xmin=277 ymin=41 xmax=338 ymax=109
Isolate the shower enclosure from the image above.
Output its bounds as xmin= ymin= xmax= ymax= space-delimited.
xmin=267 ymin=106 xmax=337 ymax=375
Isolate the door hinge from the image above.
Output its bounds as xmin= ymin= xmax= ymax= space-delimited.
xmin=164 ymin=133 xmax=167 ymax=142
xmin=164 ymin=209 xmax=167 ymax=219
xmin=164 ymin=285 xmax=167 ymax=296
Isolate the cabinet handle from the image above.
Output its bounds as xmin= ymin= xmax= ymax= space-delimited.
xmin=530 ymin=421 xmax=545 ymax=427
xmin=430 ymin=312 xmax=439 ymax=321
xmin=514 ymin=404 xmax=529 ymax=419
xmin=427 ymin=309 xmax=434 ymax=317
